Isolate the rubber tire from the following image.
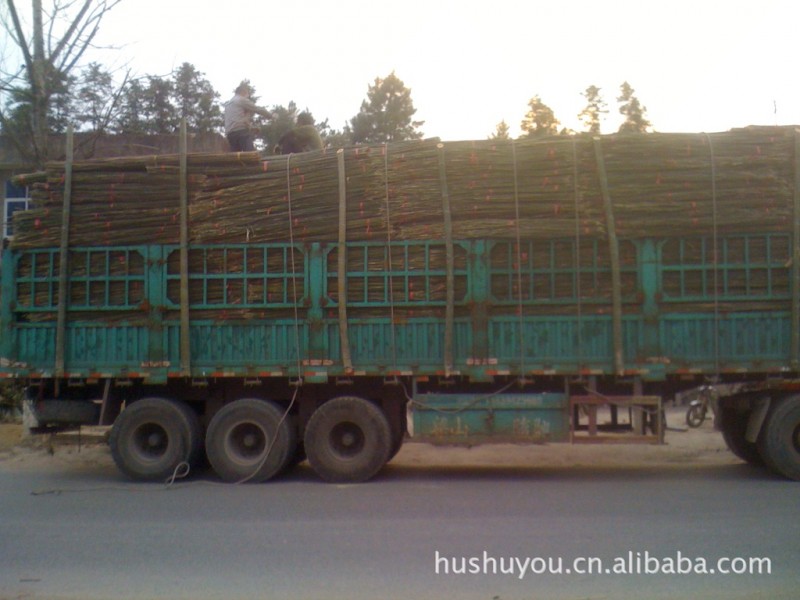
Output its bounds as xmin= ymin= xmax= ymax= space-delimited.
xmin=686 ymin=404 xmax=706 ymax=428
xmin=172 ymin=400 xmax=204 ymax=468
xmin=109 ymin=397 xmax=198 ymax=481
xmin=757 ymin=396 xmax=800 ymax=480
xmin=285 ymin=442 xmax=307 ymax=469
xmin=719 ymin=406 xmax=763 ymax=466
xmin=304 ymin=396 xmax=391 ymax=483
xmin=205 ymin=398 xmax=295 ymax=483
xmin=387 ymin=409 xmax=407 ymax=462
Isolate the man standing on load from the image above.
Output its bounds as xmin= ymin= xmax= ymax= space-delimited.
xmin=224 ymin=81 xmax=272 ymax=152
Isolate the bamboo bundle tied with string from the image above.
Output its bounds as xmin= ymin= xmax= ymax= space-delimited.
xmin=11 ymin=126 xmax=796 ymax=252
xmin=8 ymin=126 xmax=797 ymax=318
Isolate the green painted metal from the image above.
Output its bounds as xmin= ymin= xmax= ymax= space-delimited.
xmin=413 ymin=392 xmax=569 ymax=443
xmin=0 ymin=233 xmax=795 ymax=380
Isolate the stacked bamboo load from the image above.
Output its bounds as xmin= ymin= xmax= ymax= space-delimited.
xmin=11 ymin=126 xmax=796 ymax=251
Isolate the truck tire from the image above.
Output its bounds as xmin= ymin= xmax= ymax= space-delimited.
xmin=719 ymin=406 xmax=763 ymax=466
xmin=757 ymin=395 xmax=800 ymax=480
xmin=205 ymin=398 xmax=295 ymax=483
xmin=387 ymin=409 xmax=407 ymax=462
xmin=109 ymin=397 xmax=199 ymax=481
xmin=304 ymin=396 xmax=391 ymax=483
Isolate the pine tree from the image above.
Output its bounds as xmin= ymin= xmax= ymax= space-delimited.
xmin=578 ymin=85 xmax=607 ymax=135
xmin=617 ymin=81 xmax=652 ymax=133
xmin=490 ymin=120 xmax=511 ymax=140
xmin=74 ymin=62 xmax=114 ymax=132
xmin=520 ymin=95 xmax=560 ymax=137
xmin=350 ymin=72 xmax=424 ymax=143
xmin=172 ymin=63 xmax=222 ymax=134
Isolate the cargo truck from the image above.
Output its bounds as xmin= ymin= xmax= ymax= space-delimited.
xmin=2 ymin=126 xmax=799 ymax=482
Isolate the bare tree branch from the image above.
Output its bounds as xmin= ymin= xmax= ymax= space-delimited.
xmin=5 ymin=1 xmax=33 ymax=73
xmin=1 ymin=0 xmax=123 ymax=166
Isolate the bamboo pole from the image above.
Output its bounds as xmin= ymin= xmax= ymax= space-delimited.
xmin=594 ymin=137 xmax=624 ymax=376
xmin=438 ymin=144 xmax=455 ymax=376
xmin=179 ymin=120 xmax=191 ymax=376
xmin=55 ymin=125 xmax=74 ymax=386
xmin=337 ymin=149 xmax=353 ymax=374
xmin=792 ymin=129 xmax=800 ymax=369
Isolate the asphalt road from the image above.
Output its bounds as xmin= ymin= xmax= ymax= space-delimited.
xmin=0 ymin=447 xmax=798 ymax=600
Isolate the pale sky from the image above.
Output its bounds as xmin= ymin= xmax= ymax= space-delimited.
xmin=88 ymin=0 xmax=799 ymax=140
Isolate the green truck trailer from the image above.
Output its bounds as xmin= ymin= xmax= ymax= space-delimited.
xmin=2 ymin=126 xmax=799 ymax=482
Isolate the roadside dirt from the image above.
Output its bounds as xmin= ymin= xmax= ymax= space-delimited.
xmin=0 ymin=406 xmax=738 ymax=475
xmin=0 ymin=422 xmax=23 ymax=452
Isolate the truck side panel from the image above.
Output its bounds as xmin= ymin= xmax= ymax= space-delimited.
xmin=1 ymin=234 xmax=794 ymax=380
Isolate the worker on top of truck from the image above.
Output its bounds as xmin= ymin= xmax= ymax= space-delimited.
xmin=224 ymin=82 xmax=272 ymax=152
xmin=277 ymin=111 xmax=324 ymax=154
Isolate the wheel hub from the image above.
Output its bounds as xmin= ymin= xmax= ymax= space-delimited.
xmin=330 ymin=422 xmax=365 ymax=458
xmin=227 ymin=422 xmax=267 ymax=462
xmin=133 ymin=423 xmax=168 ymax=460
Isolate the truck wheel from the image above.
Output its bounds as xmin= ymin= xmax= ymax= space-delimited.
xmin=387 ymin=409 xmax=407 ymax=462
xmin=109 ymin=397 xmax=199 ymax=481
xmin=757 ymin=395 xmax=800 ymax=480
xmin=205 ymin=398 xmax=295 ymax=483
xmin=304 ymin=396 xmax=391 ymax=483
xmin=719 ymin=406 xmax=763 ymax=466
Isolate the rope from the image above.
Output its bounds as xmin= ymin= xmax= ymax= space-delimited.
xmin=31 ymin=387 xmax=302 ymax=493
xmin=233 ymin=386 xmax=300 ymax=485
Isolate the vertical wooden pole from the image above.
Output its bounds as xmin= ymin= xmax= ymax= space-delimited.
xmin=179 ymin=120 xmax=191 ymax=376
xmin=337 ymin=149 xmax=353 ymax=373
xmin=792 ymin=129 xmax=800 ymax=368
xmin=55 ymin=125 xmax=74 ymax=389
xmin=593 ymin=137 xmax=624 ymax=376
xmin=437 ymin=144 xmax=455 ymax=377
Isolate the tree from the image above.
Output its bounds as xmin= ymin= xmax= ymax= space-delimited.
xmin=577 ymin=85 xmax=607 ymax=135
xmin=350 ymin=71 xmax=424 ymax=143
xmin=617 ymin=81 xmax=652 ymax=133
xmin=520 ymin=95 xmax=560 ymax=137
xmin=490 ymin=120 xmax=511 ymax=140
xmin=171 ymin=62 xmax=221 ymax=134
xmin=74 ymin=62 xmax=115 ymax=132
xmin=318 ymin=118 xmax=349 ymax=149
xmin=140 ymin=75 xmax=177 ymax=134
xmin=1 ymin=0 xmax=122 ymax=166
xmin=114 ymin=78 xmax=147 ymax=134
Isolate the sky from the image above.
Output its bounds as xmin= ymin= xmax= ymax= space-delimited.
xmin=74 ymin=0 xmax=800 ymax=140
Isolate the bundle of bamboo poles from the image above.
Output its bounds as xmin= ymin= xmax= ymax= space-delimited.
xmin=11 ymin=126 xmax=796 ymax=252
xmin=9 ymin=126 xmax=796 ymax=317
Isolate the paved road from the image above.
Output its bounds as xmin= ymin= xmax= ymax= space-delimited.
xmin=0 ymin=448 xmax=798 ymax=600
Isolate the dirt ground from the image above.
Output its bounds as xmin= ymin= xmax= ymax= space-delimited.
xmin=0 ymin=422 xmax=23 ymax=452
xmin=0 ymin=406 xmax=739 ymax=475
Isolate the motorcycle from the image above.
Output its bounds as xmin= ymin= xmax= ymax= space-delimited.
xmin=685 ymin=385 xmax=718 ymax=428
